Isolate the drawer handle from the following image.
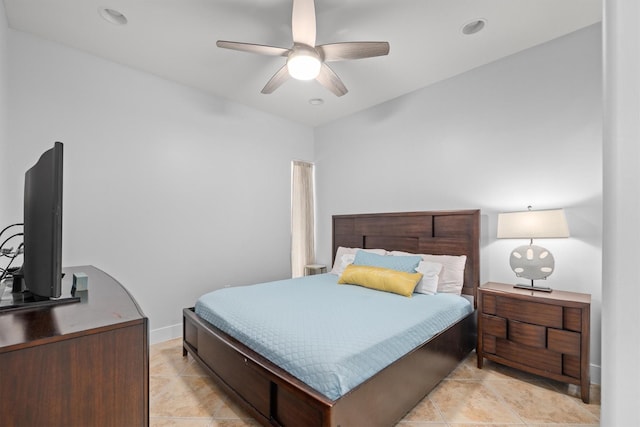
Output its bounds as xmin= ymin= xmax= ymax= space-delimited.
xmin=243 ymin=358 xmax=248 ymax=364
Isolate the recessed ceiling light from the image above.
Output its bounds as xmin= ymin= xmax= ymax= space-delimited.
xmin=462 ymin=19 xmax=486 ymax=35
xmin=309 ymin=98 xmax=324 ymax=106
xmin=99 ymin=7 xmax=128 ymax=25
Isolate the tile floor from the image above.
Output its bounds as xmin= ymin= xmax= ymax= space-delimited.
xmin=150 ymin=338 xmax=600 ymax=427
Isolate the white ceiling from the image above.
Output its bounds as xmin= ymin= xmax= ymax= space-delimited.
xmin=3 ymin=0 xmax=601 ymax=127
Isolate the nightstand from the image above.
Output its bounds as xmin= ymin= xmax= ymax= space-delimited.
xmin=477 ymin=282 xmax=591 ymax=403
xmin=304 ymin=264 xmax=327 ymax=276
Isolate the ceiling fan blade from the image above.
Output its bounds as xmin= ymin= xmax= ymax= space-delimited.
xmin=217 ymin=40 xmax=289 ymax=57
xmin=261 ymin=65 xmax=291 ymax=94
xmin=291 ymin=0 xmax=316 ymax=46
xmin=316 ymin=63 xmax=348 ymax=97
xmin=317 ymin=42 xmax=390 ymax=62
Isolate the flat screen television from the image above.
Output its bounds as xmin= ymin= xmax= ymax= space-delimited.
xmin=23 ymin=142 xmax=64 ymax=299
xmin=0 ymin=142 xmax=79 ymax=311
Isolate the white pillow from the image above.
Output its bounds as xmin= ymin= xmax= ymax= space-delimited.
xmin=413 ymin=261 xmax=443 ymax=295
xmin=331 ymin=246 xmax=387 ymax=275
xmin=389 ymin=251 xmax=467 ymax=295
xmin=338 ymin=253 xmax=356 ymax=274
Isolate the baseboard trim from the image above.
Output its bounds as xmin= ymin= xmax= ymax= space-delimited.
xmin=591 ymin=363 xmax=601 ymax=385
xmin=150 ymin=322 xmax=182 ymax=345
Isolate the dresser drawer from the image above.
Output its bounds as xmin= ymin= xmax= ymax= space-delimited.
xmin=495 ymin=297 xmax=562 ymax=328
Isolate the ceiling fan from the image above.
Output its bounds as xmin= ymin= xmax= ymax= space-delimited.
xmin=216 ymin=0 xmax=390 ymax=97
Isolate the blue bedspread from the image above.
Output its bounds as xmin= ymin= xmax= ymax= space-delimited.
xmin=195 ymin=273 xmax=473 ymax=400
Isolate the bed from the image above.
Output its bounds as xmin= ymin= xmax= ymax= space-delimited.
xmin=183 ymin=209 xmax=480 ymax=427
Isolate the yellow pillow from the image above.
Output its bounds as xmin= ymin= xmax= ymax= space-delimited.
xmin=338 ymin=264 xmax=423 ymax=297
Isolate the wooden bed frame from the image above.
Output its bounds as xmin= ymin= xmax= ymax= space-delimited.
xmin=183 ymin=209 xmax=480 ymax=427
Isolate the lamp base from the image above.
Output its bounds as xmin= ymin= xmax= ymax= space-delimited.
xmin=514 ymin=283 xmax=552 ymax=293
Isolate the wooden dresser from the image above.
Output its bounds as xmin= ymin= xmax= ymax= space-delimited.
xmin=477 ymin=282 xmax=590 ymax=403
xmin=0 ymin=266 xmax=149 ymax=426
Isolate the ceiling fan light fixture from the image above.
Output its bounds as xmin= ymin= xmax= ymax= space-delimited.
xmin=216 ymin=0 xmax=389 ymax=95
xmin=287 ymin=49 xmax=321 ymax=81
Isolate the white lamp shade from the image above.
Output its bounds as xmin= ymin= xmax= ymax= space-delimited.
xmin=497 ymin=209 xmax=570 ymax=239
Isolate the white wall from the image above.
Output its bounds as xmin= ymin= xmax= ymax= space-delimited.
xmin=6 ymin=30 xmax=314 ymax=342
xmin=0 ymin=4 xmax=8 ymax=221
xmin=315 ymin=25 xmax=602 ymax=380
xmin=601 ymin=0 xmax=640 ymax=424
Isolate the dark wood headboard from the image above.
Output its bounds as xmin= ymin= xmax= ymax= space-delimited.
xmin=332 ymin=210 xmax=480 ymax=300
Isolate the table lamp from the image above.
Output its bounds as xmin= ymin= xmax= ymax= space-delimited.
xmin=497 ymin=207 xmax=570 ymax=292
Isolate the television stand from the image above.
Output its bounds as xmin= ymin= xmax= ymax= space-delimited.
xmin=0 ymin=265 xmax=148 ymax=426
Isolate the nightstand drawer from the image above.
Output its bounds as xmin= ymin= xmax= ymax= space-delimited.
xmin=508 ymin=320 xmax=546 ymax=349
xmin=563 ymin=307 xmax=583 ymax=332
xmin=563 ymin=355 xmax=581 ymax=378
xmin=495 ymin=339 xmax=562 ymax=374
xmin=482 ymin=294 xmax=498 ymax=315
xmin=495 ymin=297 xmax=562 ymax=328
xmin=483 ymin=335 xmax=497 ymax=354
xmin=480 ymin=314 xmax=506 ymax=338
xmin=548 ymin=328 xmax=581 ymax=356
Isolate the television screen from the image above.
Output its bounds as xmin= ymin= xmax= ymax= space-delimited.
xmin=22 ymin=142 xmax=63 ymax=299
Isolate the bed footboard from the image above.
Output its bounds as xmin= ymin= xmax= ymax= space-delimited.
xmin=183 ymin=307 xmax=333 ymax=426
xmin=183 ymin=307 xmax=476 ymax=427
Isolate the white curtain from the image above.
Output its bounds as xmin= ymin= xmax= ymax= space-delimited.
xmin=291 ymin=161 xmax=315 ymax=278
